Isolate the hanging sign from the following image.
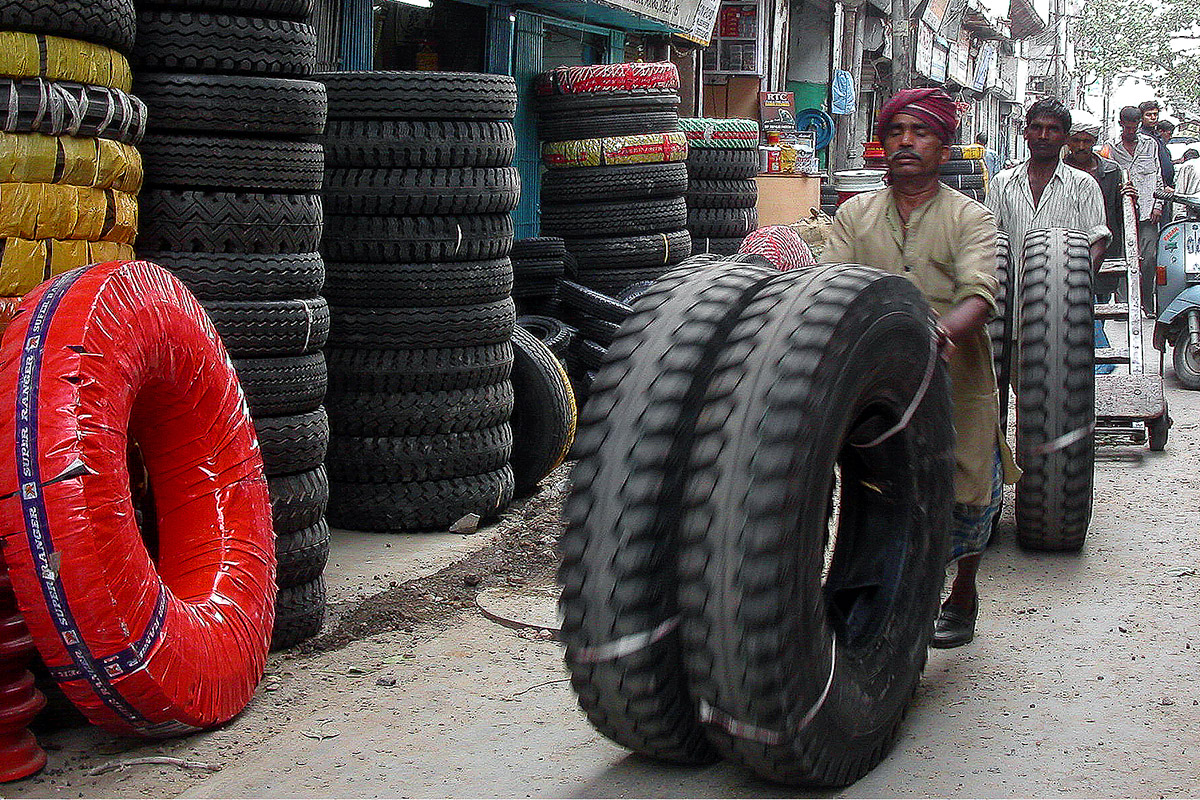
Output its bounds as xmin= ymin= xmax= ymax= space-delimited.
xmin=598 ymin=0 xmax=725 ymax=46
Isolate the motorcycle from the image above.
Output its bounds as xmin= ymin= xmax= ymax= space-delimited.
xmin=1154 ymin=190 xmax=1200 ymax=388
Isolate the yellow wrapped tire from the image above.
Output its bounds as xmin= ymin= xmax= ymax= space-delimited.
xmin=542 ymin=131 xmax=687 ymax=169
xmin=0 ymin=238 xmax=134 ymax=295
xmin=0 ymin=184 xmax=137 ymax=242
xmin=0 ymin=32 xmax=132 ymax=90
xmin=0 ymin=133 xmax=142 ymax=192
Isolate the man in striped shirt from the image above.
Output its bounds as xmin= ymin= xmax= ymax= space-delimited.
xmin=986 ymin=98 xmax=1111 ymax=277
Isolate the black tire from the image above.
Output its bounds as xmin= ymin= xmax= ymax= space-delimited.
xmin=518 ymin=315 xmax=573 ymax=357
xmin=256 ymin=407 xmax=329 ymax=477
xmin=0 ymin=0 xmax=135 ymax=53
xmin=269 ymin=466 xmax=329 ymax=535
xmin=1172 ymin=342 xmax=1200 ymax=389
xmin=534 ymin=91 xmax=679 ymax=116
xmin=317 ymin=71 xmax=517 ymax=120
xmin=563 ymin=230 xmax=691 ymax=272
xmin=677 ymin=266 xmax=954 ymax=786
xmin=685 ymin=178 xmax=758 ymax=208
xmin=560 ymin=259 xmax=779 ymax=763
xmin=135 ymin=74 xmax=327 ymax=136
xmin=615 ymin=280 xmax=657 ymax=305
xmin=325 ymin=382 xmax=514 ymax=437
xmin=0 ymin=78 xmax=146 ymax=143
xmin=512 ymin=237 xmax=565 ymax=261
xmin=234 ymin=352 xmax=326 ymax=416
xmin=140 ymin=134 xmax=323 ymax=191
xmin=139 ymin=0 xmax=313 ymax=20
xmin=1015 ymin=229 xmax=1095 ymax=552
xmin=204 ymin=297 xmax=329 ymax=356
xmin=321 ymin=119 xmax=515 ymax=169
xmin=686 ymin=148 xmax=759 ymax=180
xmin=939 ymin=173 xmax=985 ymax=190
xmin=323 ymin=167 xmax=520 ymax=216
xmin=134 ymin=11 xmax=317 ymax=77
xmin=322 ymin=213 xmax=512 ymax=264
xmin=569 ymin=336 xmax=607 ymax=372
xmin=327 ymin=425 xmax=513 ymax=483
xmin=558 ymin=279 xmax=634 ymax=323
xmin=325 ymin=343 xmax=512 ymax=393
xmin=689 ymin=235 xmax=745 ymax=256
xmin=1148 ymin=402 xmax=1169 ymax=451
xmin=542 ymin=197 xmax=687 ymax=238
xmin=146 ymin=252 xmax=325 ymax=301
xmin=271 ymin=576 xmax=325 ymax=651
xmin=327 ymin=467 xmax=514 ymax=532
xmin=276 ymin=519 xmax=330 ymax=590
xmin=571 ymin=267 xmax=675 ymax=297
xmin=538 ymin=108 xmax=679 ymax=141
xmin=323 ymin=257 xmax=512 ymax=308
xmin=509 ymin=326 xmax=575 ymax=495
xmin=541 ymin=163 xmax=688 ymax=204
xmin=687 ymin=207 xmax=758 ymax=238
xmin=327 ymin=298 xmax=515 ymax=350
xmin=988 ymin=233 xmax=1013 ymax=427
xmin=939 ymin=159 xmax=986 ymax=175
xmin=137 ymin=190 xmax=323 ymax=254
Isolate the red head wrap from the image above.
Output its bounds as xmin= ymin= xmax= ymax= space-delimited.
xmin=876 ymin=88 xmax=958 ymax=143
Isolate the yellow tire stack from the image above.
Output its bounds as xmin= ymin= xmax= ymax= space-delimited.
xmin=0 ymin=10 xmax=143 ymax=322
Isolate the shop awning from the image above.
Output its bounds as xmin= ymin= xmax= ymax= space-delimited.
xmin=1006 ymin=0 xmax=1045 ymax=39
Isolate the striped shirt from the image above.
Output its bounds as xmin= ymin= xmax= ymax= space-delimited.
xmin=985 ymin=158 xmax=1110 ymax=255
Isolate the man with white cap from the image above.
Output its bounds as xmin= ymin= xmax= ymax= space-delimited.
xmin=1064 ymin=108 xmax=1126 ymax=300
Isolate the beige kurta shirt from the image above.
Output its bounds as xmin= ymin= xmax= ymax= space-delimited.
xmin=822 ymin=186 xmax=1019 ymax=506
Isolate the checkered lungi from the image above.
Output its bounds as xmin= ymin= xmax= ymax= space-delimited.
xmin=948 ymin=448 xmax=1003 ymax=563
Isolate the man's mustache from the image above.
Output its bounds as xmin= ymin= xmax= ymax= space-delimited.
xmin=889 ymin=149 xmax=920 ymax=162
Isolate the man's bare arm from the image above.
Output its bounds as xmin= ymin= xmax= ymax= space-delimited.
xmin=935 ymin=296 xmax=991 ymax=361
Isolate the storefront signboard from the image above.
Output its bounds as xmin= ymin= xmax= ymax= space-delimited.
xmin=597 ymin=0 xmax=724 ymax=45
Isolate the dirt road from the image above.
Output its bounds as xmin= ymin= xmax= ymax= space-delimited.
xmin=9 ymin=348 xmax=1200 ymax=798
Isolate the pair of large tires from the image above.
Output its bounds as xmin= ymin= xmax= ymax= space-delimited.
xmin=682 ymin=119 xmax=761 ymax=255
xmin=320 ymin=71 xmax=519 ymax=532
xmin=559 ymin=256 xmax=955 ymax=785
xmin=536 ymin=63 xmax=691 ymax=297
xmin=0 ymin=19 xmax=142 ymax=295
xmin=131 ymin=0 xmax=328 ymax=651
xmin=940 ymin=155 xmax=987 ymax=200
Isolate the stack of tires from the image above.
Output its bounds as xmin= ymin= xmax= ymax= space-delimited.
xmin=820 ymin=183 xmax=839 ymax=216
xmin=512 ymin=237 xmax=565 ymax=316
xmin=536 ymin=63 xmax=691 ymax=297
xmin=0 ymin=1 xmax=143 ymax=302
xmin=940 ymin=143 xmax=986 ymax=201
xmin=318 ymin=71 xmax=519 ymax=533
xmin=558 ymin=279 xmax=634 ymax=404
xmin=680 ymin=118 xmax=760 ymax=255
xmin=131 ymin=0 xmax=329 ymax=650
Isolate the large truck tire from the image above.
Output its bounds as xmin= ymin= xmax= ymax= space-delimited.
xmin=509 ymin=326 xmax=575 ymax=495
xmin=677 ymin=265 xmax=954 ymax=786
xmin=988 ymin=232 xmax=1013 ymax=426
xmin=560 ymin=258 xmax=778 ymax=764
xmin=0 ymin=0 xmax=135 ymax=53
xmin=1015 ymin=228 xmax=1095 ymax=551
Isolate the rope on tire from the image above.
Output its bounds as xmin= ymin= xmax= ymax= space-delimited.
xmin=697 ymin=645 xmax=836 ymax=745
xmin=567 ymin=616 xmax=679 ymax=663
xmin=850 ymin=326 xmax=938 ymax=449
xmin=1029 ymin=423 xmax=1094 ymax=456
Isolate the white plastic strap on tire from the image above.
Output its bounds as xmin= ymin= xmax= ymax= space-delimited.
xmin=697 ymin=645 xmax=836 ymax=745
xmin=454 ymin=223 xmax=463 ymax=258
xmin=851 ymin=325 xmax=938 ymax=449
xmin=301 ymin=299 xmax=314 ymax=352
xmin=568 ymin=616 xmax=679 ymax=664
xmin=660 ymin=232 xmax=669 ymax=264
xmin=1030 ymin=422 xmax=1094 ymax=456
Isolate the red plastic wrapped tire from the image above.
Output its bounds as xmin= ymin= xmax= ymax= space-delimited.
xmin=0 ymin=260 xmax=275 ymax=737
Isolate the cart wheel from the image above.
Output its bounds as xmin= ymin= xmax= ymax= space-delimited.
xmin=1148 ymin=402 xmax=1170 ymax=451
